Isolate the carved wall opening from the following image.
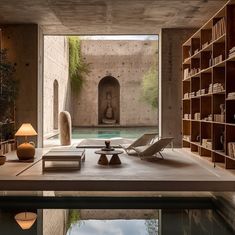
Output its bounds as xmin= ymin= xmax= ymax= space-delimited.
xmin=98 ymin=76 xmax=120 ymax=125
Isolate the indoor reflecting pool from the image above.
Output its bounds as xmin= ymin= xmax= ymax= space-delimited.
xmin=0 ymin=208 xmax=234 ymax=235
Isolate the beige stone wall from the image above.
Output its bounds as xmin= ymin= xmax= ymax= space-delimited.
xmin=72 ymin=40 xmax=158 ymax=126
xmin=43 ymin=36 xmax=70 ymax=135
xmin=43 ymin=209 xmax=67 ymax=235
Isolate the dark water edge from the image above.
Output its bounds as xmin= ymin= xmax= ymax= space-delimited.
xmin=0 ymin=196 xmax=234 ymax=235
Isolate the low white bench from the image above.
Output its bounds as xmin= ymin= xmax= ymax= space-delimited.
xmin=42 ymin=149 xmax=85 ymax=172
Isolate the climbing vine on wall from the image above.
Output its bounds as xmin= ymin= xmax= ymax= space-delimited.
xmin=141 ymin=41 xmax=158 ymax=109
xmin=141 ymin=67 xmax=158 ymax=109
xmin=68 ymin=36 xmax=90 ymax=91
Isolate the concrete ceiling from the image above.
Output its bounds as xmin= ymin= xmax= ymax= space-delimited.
xmin=0 ymin=0 xmax=227 ymax=35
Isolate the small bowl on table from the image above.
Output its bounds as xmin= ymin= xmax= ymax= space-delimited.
xmin=0 ymin=155 xmax=6 ymax=165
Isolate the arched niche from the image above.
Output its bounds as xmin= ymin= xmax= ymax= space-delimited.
xmin=98 ymin=76 xmax=120 ymax=125
xmin=53 ymin=79 xmax=59 ymax=129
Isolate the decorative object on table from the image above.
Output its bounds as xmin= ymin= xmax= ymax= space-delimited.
xmin=15 ymin=212 xmax=37 ymax=230
xmin=59 ymin=111 xmax=72 ymax=146
xmin=102 ymin=140 xmax=114 ymax=151
xmin=0 ymin=155 xmax=6 ymax=165
xmin=95 ymin=149 xmax=123 ymax=165
xmin=42 ymin=148 xmax=85 ymax=171
xmin=15 ymin=123 xmax=37 ymax=161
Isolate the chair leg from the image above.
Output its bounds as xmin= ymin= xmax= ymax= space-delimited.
xmin=159 ymin=152 xmax=164 ymax=159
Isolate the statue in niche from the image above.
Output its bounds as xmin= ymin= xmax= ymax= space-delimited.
xmin=102 ymin=91 xmax=116 ymax=124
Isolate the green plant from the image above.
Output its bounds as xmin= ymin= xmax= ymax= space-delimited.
xmin=141 ymin=66 xmax=158 ymax=109
xmin=68 ymin=36 xmax=90 ymax=91
xmin=0 ymin=49 xmax=17 ymax=121
xmin=66 ymin=209 xmax=82 ymax=232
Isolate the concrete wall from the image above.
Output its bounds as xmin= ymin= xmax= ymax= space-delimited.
xmin=1 ymin=24 xmax=39 ymax=144
xmin=72 ymin=40 xmax=158 ymax=126
xmin=43 ymin=209 xmax=67 ymax=235
xmin=159 ymin=28 xmax=196 ymax=147
xmin=1 ymin=25 xmax=38 ymax=129
xmin=43 ymin=36 xmax=70 ymax=135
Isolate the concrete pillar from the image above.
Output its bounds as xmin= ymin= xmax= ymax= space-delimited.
xmin=159 ymin=28 xmax=196 ymax=147
xmin=1 ymin=24 xmax=41 ymax=145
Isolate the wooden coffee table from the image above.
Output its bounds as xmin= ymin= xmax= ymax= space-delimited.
xmin=95 ymin=150 xmax=123 ymax=165
xmin=42 ymin=149 xmax=85 ymax=171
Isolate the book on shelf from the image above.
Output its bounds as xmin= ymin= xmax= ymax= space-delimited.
xmin=183 ymin=135 xmax=191 ymax=141
xmin=202 ymin=41 xmax=211 ymax=49
xmin=228 ymin=46 xmax=235 ymax=58
xmin=194 ymin=113 xmax=200 ymax=120
xmin=183 ymin=68 xmax=190 ymax=80
xmin=228 ymin=142 xmax=235 ymax=158
xmin=202 ymin=139 xmax=212 ymax=149
xmin=184 ymin=93 xmax=189 ymax=99
xmin=212 ymin=17 xmax=225 ymax=41
xmin=214 ymin=114 xmax=224 ymax=122
xmin=211 ymin=54 xmax=223 ymax=66
xmin=0 ymin=139 xmax=16 ymax=155
xmin=227 ymin=92 xmax=235 ymax=100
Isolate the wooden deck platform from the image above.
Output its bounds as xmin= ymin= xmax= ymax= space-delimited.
xmin=0 ymin=148 xmax=235 ymax=192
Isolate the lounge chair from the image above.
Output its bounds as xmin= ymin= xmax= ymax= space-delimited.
xmin=120 ymin=132 xmax=158 ymax=154
xmin=132 ymin=137 xmax=174 ymax=159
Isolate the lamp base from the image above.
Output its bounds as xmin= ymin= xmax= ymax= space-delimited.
xmin=17 ymin=142 xmax=35 ymax=160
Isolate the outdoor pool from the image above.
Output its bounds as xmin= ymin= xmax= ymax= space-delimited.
xmin=50 ymin=126 xmax=158 ymax=139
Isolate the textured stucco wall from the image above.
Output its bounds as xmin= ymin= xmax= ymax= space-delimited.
xmin=160 ymin=28 xmax=196 ymax=147
xmin=43 ymin=36 xmax=70 ymax=135
xmin=72 ymin=40 xmax=158 ymax=126
xmin=43 ymin=209 xmax=67 ymax=235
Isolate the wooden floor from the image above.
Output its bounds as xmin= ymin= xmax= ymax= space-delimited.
xmin=0 ymin=148 xmax=235 ymax=192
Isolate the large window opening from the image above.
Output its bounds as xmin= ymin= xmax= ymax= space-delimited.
xmin=43 ymin=35 xmax=159 ymax=146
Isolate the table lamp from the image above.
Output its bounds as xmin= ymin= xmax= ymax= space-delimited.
xmin=15 ymin=123 xmax=37 ymax=160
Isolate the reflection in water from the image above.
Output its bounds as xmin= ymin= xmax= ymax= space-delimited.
xmin=0 ymin=208 xmax=234 ymax=235
xmin=65 ymin=209 xmax=234 ymax=235
xmin=67 ymin=219 xmax=158 ymax=235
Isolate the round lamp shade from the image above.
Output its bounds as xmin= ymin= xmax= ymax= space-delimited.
xmin=15 ymin=212 xmax=37 ymax=230
xmin=15 ymin=123 xmax=37 ymax=137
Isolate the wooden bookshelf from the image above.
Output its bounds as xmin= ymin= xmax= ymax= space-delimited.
xmin=182 ymin=0 xmax=235 ymax=169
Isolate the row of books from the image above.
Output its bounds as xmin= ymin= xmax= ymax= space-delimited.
xmin=184 ymin=112 xmax=224 ymax=122
xmin=0 ymin=140 xmax=16 ymax=155
xmin=229 ymin=46 xmax=235 ymax=58
xmin=194 ymin=113 xmax=200 ymax=120
xmin=183 ymin=68 xmax=200 ymax=80
xmin=227 ymin=92 xmax=235 ymax=100
xmin=208 ymin=83 xmax=224 ymax=93
xmin=214 ymin=114 xmax=225 ymax=123
xmin=209 ymin=54 xmax=223 ymax=66
xmin=183 ymin=92 xmax=195 ymax=99
xmin=212 ymin=17 xmax=225 ymax=41
xmin=183 ymin=114 xmax=191 ymax=120
xmin=228 ymin=142 xmax=235 ymax=158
